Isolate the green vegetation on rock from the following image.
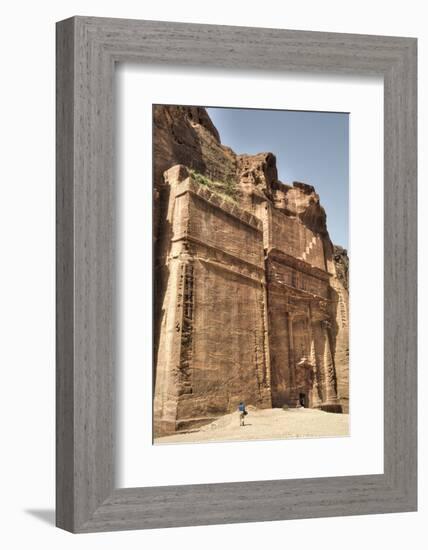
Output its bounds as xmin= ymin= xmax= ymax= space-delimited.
xmin=189 ymin=169 xmax=238 ymax=204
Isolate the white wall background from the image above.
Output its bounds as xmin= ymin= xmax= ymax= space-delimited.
xmin=0 ymin=0 xmax=424 ymax=548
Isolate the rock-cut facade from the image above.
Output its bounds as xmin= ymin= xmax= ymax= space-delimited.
xmin=152 ymin=106 xmax=349 ymax=436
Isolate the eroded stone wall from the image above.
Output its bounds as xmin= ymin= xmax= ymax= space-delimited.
xmin=154 ymin=167 xmax=271 ymax=435
xmin=154 ymin=166 xmax=344 ymax=436
xmin=261 ymin=205 xmax=326 ymax=271
xmin=265 ymin=246 xmax=340 ymax=412
xmin=153 ymin=106 xmax=349 ymax=436
xmin=330 ymin=246 xmax=350 ymax=413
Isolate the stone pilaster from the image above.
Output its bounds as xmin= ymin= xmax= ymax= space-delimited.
xmin=320 ymin=321 xmax=341 ymax=412
xmin=153 ymin=255 xmax=186 ymax=435
xmin=287 ymin=313 xmax=300 ymax=406
xmin=307 ymin=310 xmax=323 ymax=408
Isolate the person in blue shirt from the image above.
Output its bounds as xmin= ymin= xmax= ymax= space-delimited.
xmin=238 ymin=401 xmax=247 ymax=426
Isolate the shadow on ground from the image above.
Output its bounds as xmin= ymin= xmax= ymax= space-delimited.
xmin=25 ymin=509 xmax=55 ymax=526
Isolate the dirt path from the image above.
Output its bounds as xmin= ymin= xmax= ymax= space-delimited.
xmin=154 ymin=407 xmax=349 ymax=444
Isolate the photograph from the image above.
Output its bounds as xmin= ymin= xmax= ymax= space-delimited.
xmin=152 ymin=104 xmax=350 ymax=444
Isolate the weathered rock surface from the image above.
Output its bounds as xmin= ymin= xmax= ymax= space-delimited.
xmin=236 ymin=152 xmax=279 ymax=207
xmin=333 ymin=245 xmax=350 ymax=291
xmin=154 ymin=105 xmax=331 ymax=238
xmin=331 ymin=245 xmax=350 ymax=412
xmin=153 ymin=105 xmax=237 ymax=189
xmin=153 ymin=106 xmax=350 ymax=435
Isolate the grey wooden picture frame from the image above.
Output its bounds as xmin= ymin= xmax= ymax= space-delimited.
xmin=56 ymin=16 xmax=417 ymax=533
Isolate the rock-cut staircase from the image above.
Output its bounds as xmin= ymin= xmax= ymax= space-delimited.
xmin=300 ymin=235 xmax=318 ymax=263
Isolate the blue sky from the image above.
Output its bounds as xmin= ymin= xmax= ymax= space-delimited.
xmin=207 ymin=107 xmax=349 ymax=249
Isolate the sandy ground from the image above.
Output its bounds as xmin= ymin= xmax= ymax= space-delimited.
xmin=155 ymin=407 xmax=349 ymax=444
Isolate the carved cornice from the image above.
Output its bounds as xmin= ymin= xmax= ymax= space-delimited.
xmin=171 ymin=234 xmax=265 ymax=274
xmin=175 ymin=179 xmax=263 ymax=232
xmin=198 ymin=257 xmax=264 ymax=286
xmin=267 ymin=281 xmax=332 ymax=320
xmin=267 ymin=247 xmax=331 ymax=282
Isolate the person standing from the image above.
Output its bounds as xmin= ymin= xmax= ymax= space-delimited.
xmin=238 ymin=401 xmax=247 ymax=426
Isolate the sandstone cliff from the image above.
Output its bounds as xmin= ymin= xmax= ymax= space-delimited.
xmin=153 ymin=105 xmax=237 ymax=189
xmin=153 ymin=105 xmax=350 ymax=433
xmin=153 ymin=105 xmax=348 ymax=275
xmin=154 ymin=106 xmax=333 ymax=249
xmin=333 ymin=245 xmax=349 ymax=291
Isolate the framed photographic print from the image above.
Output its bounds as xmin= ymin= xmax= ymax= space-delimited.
xmin=150 ymin=105 xmax=350 ymax=446
xmin=56 ymin=16 xmax=417 ymax=532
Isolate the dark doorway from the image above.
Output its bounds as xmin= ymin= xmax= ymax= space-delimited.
xmin=299 ymin=393 xmax=307 ymax=408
